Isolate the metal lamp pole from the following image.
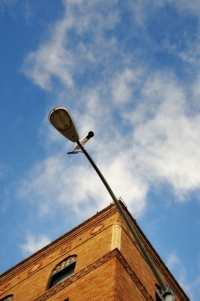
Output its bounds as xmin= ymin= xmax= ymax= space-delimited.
xmin=48 ymin=106 xmax=175 ymax=301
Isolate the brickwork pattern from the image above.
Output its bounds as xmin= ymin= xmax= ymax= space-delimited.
xmin=118 ymin=206 xmax=190 ymax=301
xmin=0 ymin=203 xmax=190 ymax=301
xmin=34 ymin=249 xmax=153 ymax=301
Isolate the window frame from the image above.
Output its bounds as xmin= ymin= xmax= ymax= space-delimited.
xmin=47 ymin=255 xmax=77 ymax=289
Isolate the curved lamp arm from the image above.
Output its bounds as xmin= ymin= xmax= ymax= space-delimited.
xmin=76 ymin=140 xmax=175 ymax=301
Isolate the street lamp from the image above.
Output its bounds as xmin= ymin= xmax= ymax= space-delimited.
xmin=48 ymin=106 xmax=175 ymax=301
xmin=49 ymin=106 xmax=79 ymax=142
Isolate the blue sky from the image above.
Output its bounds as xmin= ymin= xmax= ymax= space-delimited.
xmin=1 ymin=0 xmax=200 ymax=300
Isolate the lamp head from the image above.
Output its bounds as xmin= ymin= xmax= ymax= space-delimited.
xmin=48 ymin=106 xmax=79 ymax=142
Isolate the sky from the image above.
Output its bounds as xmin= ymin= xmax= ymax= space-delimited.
xmin=1 ymin=0 xmax=200 ymax=300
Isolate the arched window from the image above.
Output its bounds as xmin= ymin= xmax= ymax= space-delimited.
xmin=0 ymin=295 xmax=14 ymax=301
xmin=48 ymin=255 xmax=77 ymax=289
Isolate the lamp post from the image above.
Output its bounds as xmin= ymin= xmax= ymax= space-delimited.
xmin=48 ymin=106 xmax=175 ymax=301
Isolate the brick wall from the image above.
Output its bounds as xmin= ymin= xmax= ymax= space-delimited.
xmin=0 ymin=203 xmax=190 ymax=301
xmin=0 ymin=205 xmax=118 ymax=300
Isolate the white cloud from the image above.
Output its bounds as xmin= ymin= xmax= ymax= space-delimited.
xmin=167 ymin=251 xmax=180 ymax=270
xmin=132 ymin=0 xmax=200 ymax=18
xmin=19 ymin=232 xmax=51 ymax=256
xmin=22 ymin=0 xmax=119 ymax=90
xmin=164 ymin=0 xmax=200 ymax=13
xmin=192 ymin=76 xmax=200 ymax=109
xmin=167 ymin=251 xmax=190 ymax=293
xmin=22 ymin=21 xmax=74 ymax=90
xmin=123 ymin=71 xmax=200 ymax=200
xmin=19 ymin=0 xmax=200 ymax=225
xmin=18 ymin=23 xmax=200 ymax=246
xmin=18 ymin=64 xmax=200 ymax=221
xmin=17 ymin=148 xmax=147 ymax=219
xmin=126 ymin=0 xmax=200 ymax=28
xmin=111 ymin=68 xmax=143 ymax=104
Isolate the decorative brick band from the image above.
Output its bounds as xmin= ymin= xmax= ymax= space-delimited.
xmin=126 ymin=221 xmax=189 ymax=301
xmin=34 ymin=249 xmax=153 ymax=301
xmin=117 ymin=253 xmax=154 ymax=301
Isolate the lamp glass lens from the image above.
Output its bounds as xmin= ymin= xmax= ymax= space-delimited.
xmin=50 ymin=109 xmax=71 ymax=130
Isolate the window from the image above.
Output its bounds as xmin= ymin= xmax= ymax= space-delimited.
xmin=0 ymin=295 xmax=14 ymax=301
xmin=155 ymin=284 xmax=164 ymax=301
xmin=48 ymin=255 xmax=77 ymax=289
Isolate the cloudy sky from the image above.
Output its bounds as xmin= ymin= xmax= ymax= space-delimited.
xmin=1 ymin=0 xmax=200 ymax=299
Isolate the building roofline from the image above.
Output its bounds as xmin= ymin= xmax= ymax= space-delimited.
xmin=0 ymin=202 xmax=117 ymax=279
xmin=0 ymin=201 xmax=190 ymax=301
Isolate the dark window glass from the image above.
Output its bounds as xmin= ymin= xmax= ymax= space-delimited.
xmin=49 ymin=262 xmax=76 ymax=288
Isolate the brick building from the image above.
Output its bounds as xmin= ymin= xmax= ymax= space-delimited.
xmin=0 ymin=202 xmax=189 ymax=301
